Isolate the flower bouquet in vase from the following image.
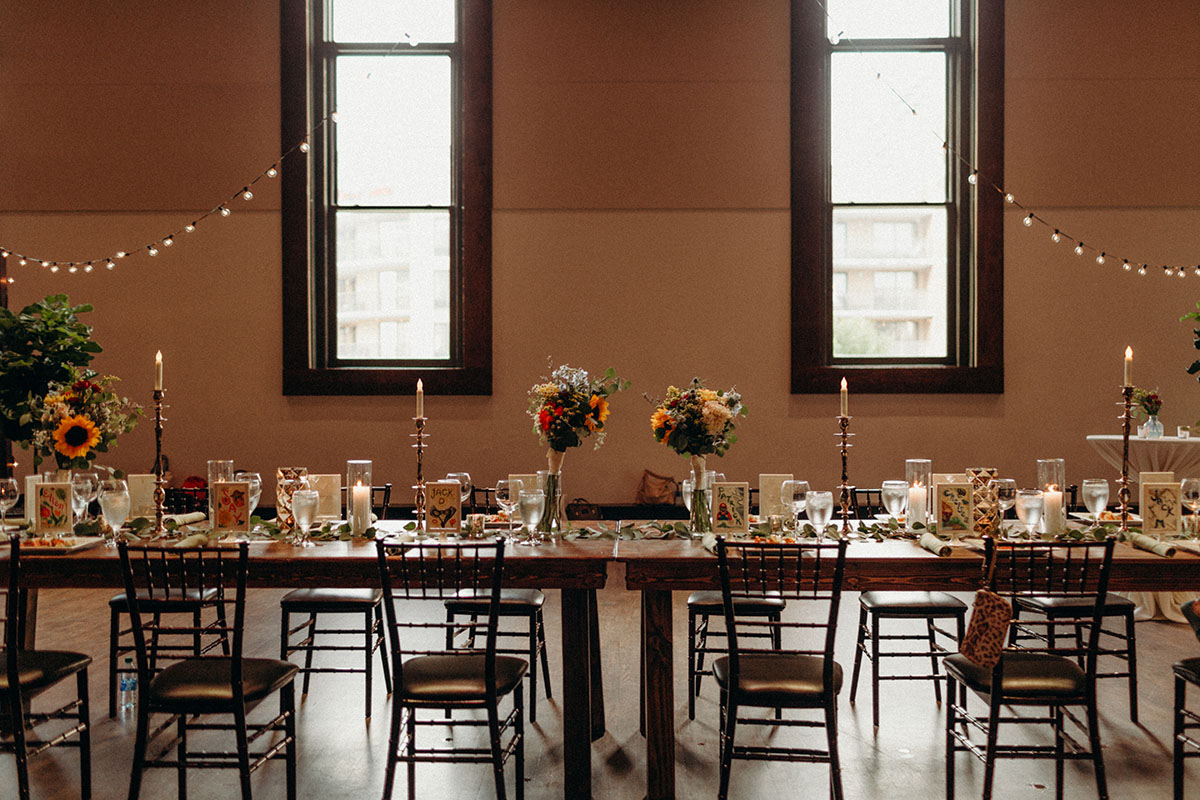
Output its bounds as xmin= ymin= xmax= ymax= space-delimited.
xmin=1132 ymin=387 xmax=1164 ymax=438
xmin=528 ymin=363 xmax=629 ymax=533
xmin=30 ymin=372 xmax=141 ymax=473
xmin=650 ymin=378 xmax=747 ymax=534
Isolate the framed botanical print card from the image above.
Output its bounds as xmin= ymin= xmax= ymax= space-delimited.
xmin=1139 ymin=471 xmax=1175 ymax=519
xmin=211 ymin=481 xmax=252 ymax=536
xmin=426 ymin=481 xmax=462 ymax=534
xmin=1142 ymin=481 xmax=1181 ymax=535
xmin=936 ymin=482 xmax=973 ymax=536
xmin=712 ymin=482 xmax=750 ymax=534
xmin=35 ymin=482 xmax=73 ymax=535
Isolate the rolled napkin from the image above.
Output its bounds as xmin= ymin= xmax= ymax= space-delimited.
xmin=174 ymin=532 xmax=213 ymax=548
xmin=164 ymin=511 xmax=206 ymax=526
xmin=1127 ymin=532 xmax=1176 ymax=557
xmin=1173 ymin=540 xmax=1200 ymax=557
xmin=919 ymin=532 xmax=952 ymax=557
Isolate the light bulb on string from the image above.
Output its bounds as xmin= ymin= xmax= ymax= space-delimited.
xmin=115 ymin=251 xmax=126 ymax=259
xmin=1096 ymin=252 xmax=1106 ymax=265
xmin=220 ymin=206 xmax=231 ymax=217
xmin=0 ymin=250 xmax=8 ymax=258
xmin=967 ymin=171 xmax=978 ymax=185
xmin=185 ymin=224 xmax=195 ymax=233
xmin=1004 ymin=193 xmax=1014 ymax=204
xmin=1074 ymin=243 xmax=1084 ymax=256
xmin=18 ymin=259 xmax=26 ymax=266
xmin=105 ymin=261 xmax=115 ymax=270
xmin=67 ymin=265 xmax=77 ymax=274
xmin=41 ymin=261 xmax=50 ymax=268
xmin=1180 ymin=269 xmax=1187 ymax=279
xmin=1138 ymin=265 xmax=1147 ymax=275
xmin=163 ymin=237 xmax=173 ymax=247
xmin=1051 ymin=230 xmax=1062 ymax=244
xmin=1123 ymin=260 xmax=1132 ymax=271
xmin=84 ymin=264 xmax=93 ymax=273
xmin=267 ymin=166 xmax=278 ymax=178
xmin=1023 ymin=213 xmax=1034 ymax=227
xmin=49 ymin=265 xmax=58 ymax=273
xmin=148 ymin=246 xmax=159 ymax=257
xmin=242 ymin=188 xmax=253 ymax=201
xmin=299 ymin=140 xmax=310 ymax=153
xmin=1164 ymin=265 xmax=1174 ymax=276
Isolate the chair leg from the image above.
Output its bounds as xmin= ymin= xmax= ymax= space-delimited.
xmin=528 ymin=611 xmax=539 ymax=723
xmin=192 ymin=608 xmax=202 ymax=657
xmin=515 ymin=688 xmax=526 ymax=800
xmin=280 ymin=608 xmax=289 ymax=659
xmin=376 ymin=605 xmax=392 ymax=695
xmin=233 ymin=706 xmax=253 ymax=800
xmin=945 ymin=675 xmax=956 ymax=800
xmin=488 ymin=698 xmax=508 ymax=800
xmin=694 ymin=612 xmax=710 ymax=701
xmin=302 ymin=612 xmax=316 ymax=695
xmin=127 ymin=705 xmax=150 ymax=800
xmin=11 ymin=687 xmax=31 ymax=800
xmin=1087 ymin=697 xmax=1109 ymax=800
xmin=928 ymin=617 xmax=943 ymax=704
xmin=688 ymin=606 xmax=698 ymax=720
xmin=536 ymin=609 xmax=551 ymax=698
xmin=216 ymin=601 xmax=230 ymax=655
xmin=826 ymin=698 xmax=845 ymax=800
xmin=982 ymin=693 xmax=1002 ymax=800
xmin=871 ymin=614 xmax=881 ymax=729
xmin=1126 ymin=609 xmax=1139 ymax=723
xmin=77 ymin=668 xmax=93 ymax=800
xmin=406 ymin=708 xmax=417 ymax=800
xmin=1008 ymin=605 xmax=1023 ymax=646
xmin=849 ymin=605 xmax=867 ymax=704
xmin=283 ymin=683 xmax=298 ymax=800
xmin=382 ymin=702 xmax=403 ymax=800
xmin=365 ymin=609 xmax=374 ymax=718
xmin=177 ymin=714 xmax=188 ymax=800
xmin=718 ymin=691 xmax=737 ymax=800
xmin=1054 ymin=705 xmax=1064 ymax=800
xmin=109 ymin=605 xmax=120 ymax=719
xmin=1176 ymin=676 xmax=1187 ymax=800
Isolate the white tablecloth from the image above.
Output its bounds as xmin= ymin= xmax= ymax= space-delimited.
xmin=1087 ymin=434 xmax=1200 ymax=622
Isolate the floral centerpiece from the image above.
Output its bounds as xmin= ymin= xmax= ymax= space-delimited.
xmin=649 ymin=378 xmax=747 ymax=532
xmin=31 ymin=372 xmax=142 ymax=471
xmin=1132 ymin=386 xmax=1164 ymax=437
xmin=527 ymin=363 xmax=629 ymax=532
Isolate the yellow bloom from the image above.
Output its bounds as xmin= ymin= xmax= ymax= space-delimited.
xmin=52 ymin=414 xmax=101 ymax=458
xmin=586 ymin=394 xmax=610 ymax=431
xmin=699 ymin=389 xmax=718 ymax=403
xmin=536 ymin=383 xmax=559 ymax=399
xmin=650 ymin=408 xmax=674 ymax=441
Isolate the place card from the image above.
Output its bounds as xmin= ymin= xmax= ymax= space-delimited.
xmin=127 ymin=474 xmax=157 ymax=519
xmin=935 ymin=482 xmax=973 ymax=537
xmin=758 ymin=474 xmax=792 ymax=517
xmin=211 ymin=481 xmax=252 ymax=536
xmin=1139 ymin=471 xmax=1175 ymax=517
xmin=426 ymin=480 xmax=463 ymax=534
xmin=1142 ymin=481 xmax=1181 ymax=535
xmin=712 ymin=482 xmax=750 ymax=534
xmin=35 ymin=482 xmax=73 ymax=535
xmin=307 ymin=474 xmax=342 ymax=521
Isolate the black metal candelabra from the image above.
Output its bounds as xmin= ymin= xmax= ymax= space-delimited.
xmin=411 ymin=417 xmax=428 ymax=532
xmin=837 ymin=415 xmax=853 ymax=534
xmin=152 ymin=389 xmax=167 ymax=536
xmin=1118 ymin=385 xmax=1133 ymax=532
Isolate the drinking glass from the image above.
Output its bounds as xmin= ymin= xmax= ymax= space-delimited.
xmin=446 ymin=472 xmax=473 ymax=509
xmin=988 ymin=478 xmax=1017 ymax=535
xmin=207 ymin=459 xmax=235 ymax=523
xmin=1182 ymin=478 xmax=1200 ymax=538
xmin=234 ymin=471 xmax=262 ymax=539
xmin=1014 ymin=489 xmax=1044 ymax=541
xmin=0 ymin=478 xmax=19 ymax=532
xmin=71 ymin=470 xmax=100 ymax=524
xmin=806 ymin=491 xmax=834 ymax=538
xmin=98 ymin=479 xmax=130 ymax=547
xmin=518 ymin=490 xmax=545 ymax=547
xmin=880 ymin=480 xmax=908 ymax=523
xmin=495 ymin=479 xmax=522 ymax=544
xmin=1081 ymin=478 xmax=1110 ymax=526
xmin=292 ymin=489 xmax=320 ymax=547
xmin=780 ymin=480 xmax=811 ymax=531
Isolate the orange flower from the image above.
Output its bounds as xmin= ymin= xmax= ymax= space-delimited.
xmin=52 ymin=414 xmax=101 ymax=458
xmin=586 ymin=394 xmax=610 ymax=431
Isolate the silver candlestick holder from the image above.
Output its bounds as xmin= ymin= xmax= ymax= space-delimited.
xmin=411 ymin=416 xmax=428 ymax=532
xmin=837 ymin=415 xmax=853 ymax=534
xmin=1118 ymin=385 xmax=1133 ymax=532
xmin=152 ymin=389 xmax=167 ymax=536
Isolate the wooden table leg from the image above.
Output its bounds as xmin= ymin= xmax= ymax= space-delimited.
xmin=561 ymin=588 xmax=592 ymax=799
xmin=643 ymin=588 xmax=676 ymax=800
xmin=587 ymin=588 xmax=606 ymax=740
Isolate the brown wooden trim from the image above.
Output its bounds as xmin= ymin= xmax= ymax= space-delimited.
xmin=279 ymin=0 xmax=493 ymax=397
xmin=789 ymin=0 xmax=1005 ymax=395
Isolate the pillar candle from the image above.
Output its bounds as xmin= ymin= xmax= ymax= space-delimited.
xmin=840 ymin=377 xmax=848 ymax=417
xmin=351 ymin=481 xmax=371 ymax=534
xmin=155 ymin=351 xmax=163 ymax=391
xmin=908 ymin=485 xmax=927 ymax=527
xmin=1124 ymin=346 xmax=1132 ymax=386
xmin=1043 ymin=489 xmax=1064 ymax=535
xmin=416 ymin=378 xmax=424 ymax=418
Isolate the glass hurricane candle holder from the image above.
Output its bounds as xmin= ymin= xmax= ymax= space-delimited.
xmin=905 ymin=459 xmax=932 ymax=529
xmin=1036 ymin=458 xmax=1066 ymax=534
xmin=347 ymin=460 xmax=373 ymax=535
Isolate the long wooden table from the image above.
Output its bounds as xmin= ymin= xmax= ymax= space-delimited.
xmin=19 ymin=536 xmax=616 ymax=800
xmin=616 ymin=536 xmax=1200 ymax=800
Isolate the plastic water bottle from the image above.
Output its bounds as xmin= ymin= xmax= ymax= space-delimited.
xmin=119 ymin=657 xmax=137 ymax=715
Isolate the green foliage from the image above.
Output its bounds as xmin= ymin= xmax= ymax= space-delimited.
xmin=0 ymin=295 xmax=101 ymax=446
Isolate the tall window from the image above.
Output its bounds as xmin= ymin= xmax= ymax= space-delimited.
xmin=281 ymin=0 xmax=491 ymax=395
xmin=791 ymin=0 xmax=1003 ymax=393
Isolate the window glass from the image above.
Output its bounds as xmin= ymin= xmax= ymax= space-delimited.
xmin=825 ymin=0 xmax=950 ymax=40
xmin=332 ymin=0 xmax=456 ymax=43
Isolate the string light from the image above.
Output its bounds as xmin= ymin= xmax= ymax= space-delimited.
xmin=1051 ymin=230 xmax=1062 ymax=244
xmin=1138 ymin=265 xmax=1148 ymax=275
xmin=1004 ymin=193 xmax=1014 ymax=204
xmin=242 ymin=188 xmax=253 ymax=201
xmin=1123 ymin=260 xmax=1132 ymax=271
xmin=185 ymin=224 xmax=195 ymax=233
xmin=1074 ymin=243 xmax=1084 ymax=256
xmin=219 ymin=206 xmax=231 ymax=217
xmin=967 ymin=170 xmax=978 ymax=185
xmin=267 ymin=166 xmax=278 ymax=178
xmin=163 ymin=236 xmax=173 ymax=247
xmin=1023 ymin=214 xmax=1034 ymax=227
xmin=1096 ymin=252 xmax=1106 ymax=265
xmin=148 ymin=246 xmax=159 ymax=257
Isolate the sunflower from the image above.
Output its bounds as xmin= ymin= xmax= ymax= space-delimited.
xmin=586 ymin=394 xmax=610 ymax=431
xmin=52 ymin=414 xmax=101 ymax=458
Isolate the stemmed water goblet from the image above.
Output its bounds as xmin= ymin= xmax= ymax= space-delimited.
xmin=1014 ymin=489 xmax=1044 ymax=541
xmin=446 ymin=472 xmax=473 ymax=511
xmin=988 ymin=478 xmax=1017 ymax=536
xmin=234 ymin=471 xmax=263 ymax=540
xmin=1181 ymin=479 xmax=1200 ymax=539
xmin=71 ymin=470 xmax=100 ymax=526
xmin=291 ymin=489 xmax=320 ymax=547
xmin=0 ymin=478 xmax=19 ymax=532
xmin=495 ymin=479 xmax=522 ymax=545
xmin=880 ymin=480 xmax=908 ymax=525
xmin=1082 ymin=478 xmax=1110 ymax=528
xmin=780 ymin=480 xmax=811 ymax=531
xmin=98 ymin=479 xmax=130 ymax=547
xmin=806 ymin=491 xmax=834 ymax=539
xmin=518 ymin=490 xmax=545 ymax=547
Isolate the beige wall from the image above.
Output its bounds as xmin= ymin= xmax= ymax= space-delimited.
xmin=2 ymin=0 xmax=1199 ymax=501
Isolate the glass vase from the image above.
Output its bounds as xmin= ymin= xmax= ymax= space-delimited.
xmin=689 ymin=468 xmax=713 ymax=534
xmin=536 ymin=469 xmax=562 ymax=534
xmin=1036 ymin=458 xmax=1066 ymax=535
xmin=904 ymin=458 xmax=932 ymax=530
xmin=1145 ymin=415 xmax=1164 ymax=439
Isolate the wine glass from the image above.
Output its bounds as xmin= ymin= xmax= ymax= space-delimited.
xmin=1014 ymin=489 xmax=1044 ymax=541
xmin=446 ymin=472 xmax=473 ymax=510
xmin=1082 ymin=478 xmax=1110 ymax=527
xmin=806 ymin=491 xmax=834 ymax=539
xmin=234 ymin=471 xmax=263 ymax=539
xmin=880 ymin=480 xmax=908 ymax=524
xmin=494 ymin=479 xmax=521 ymax=544
xmin=1182 ymin=478 xmax=1200 ymax=539
xmin=0 ymin=478 xmax=19 ymax=532
xmin=518 ymin=490 xmax=545 ymax=547
xmin=97 ymin=479 xmax=130 ymax=547
xmin=292 ymin=489 xmax=320 ymax=547
xmin=988 ymin=478 xmax=1017 ymax=536
xmin=780 ymin=480 xmax=811 ymax=531
xmin=71 ymin=470 xmax=100 ymax=524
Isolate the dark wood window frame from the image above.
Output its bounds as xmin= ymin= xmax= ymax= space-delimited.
xmin=790 ymin=0 xmax=1003 ymax=394
xmin=280 ymin=0 xmax=492 ymax=396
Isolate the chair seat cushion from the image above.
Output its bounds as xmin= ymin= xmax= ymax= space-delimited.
xmin=686 ymin=590 xmax=786 ymax=615
xmin=859 ymin=591 xmax=967 ymax=616
xmin=1175 ymin=657 xmax=1200 ymax=685
xmin=148 ymin=657 xmax=299 ymax=713
xmin=1014 ymin=593 xmax=1135 ymax=617
xmin=444 ymin=588 xmax=546 ymax=616
xmin=712 ymin=653 xmax=842 ymax=706
xmin=280 ymin=588 xmax=382 ymax=611
xmin=399 ymin=654 xmax=528 ymax=703
xmin=0 ymin=650 xmax=92 ymax=692
xmin=109 ymin=588 xmax=220 ymax=611
xmin=944 ymin=652 xmax=1086 ymax=698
